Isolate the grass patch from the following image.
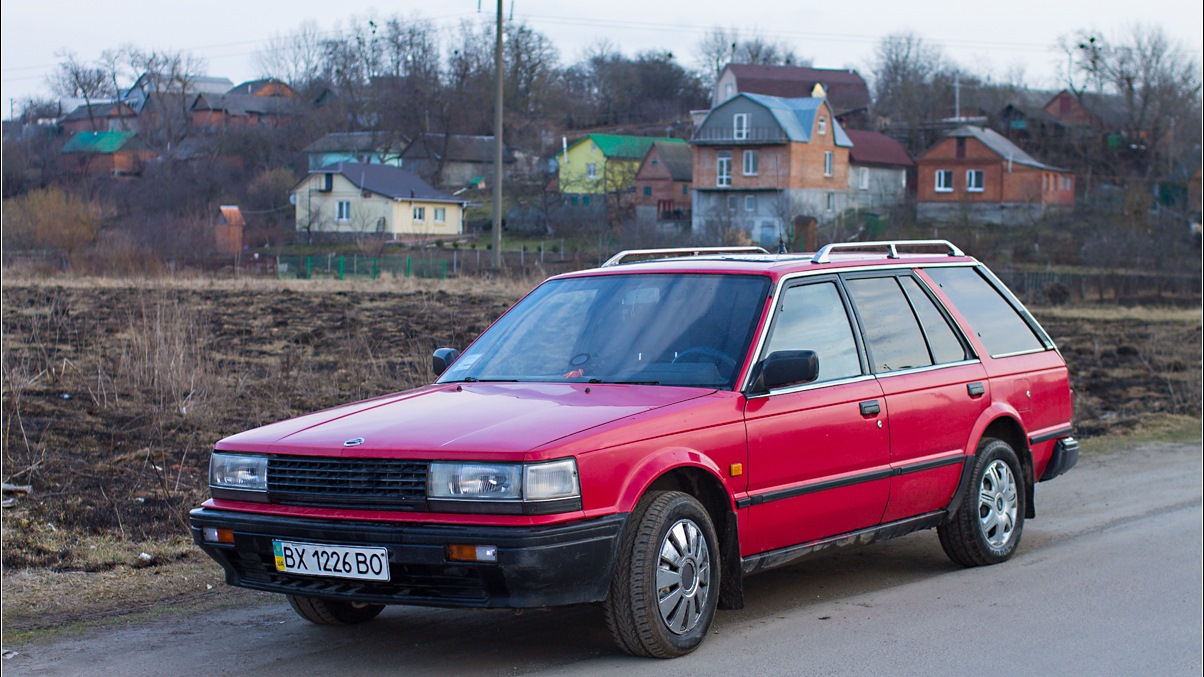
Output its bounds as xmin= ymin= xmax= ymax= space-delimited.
xmin=1083 ymin=415 xmax=1203 ymax=454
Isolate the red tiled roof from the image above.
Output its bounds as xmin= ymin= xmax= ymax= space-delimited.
xmin=727 ymin=65 xmax=871 ymax=115
xmin=846 ymin=130 xmax=913 ymax=167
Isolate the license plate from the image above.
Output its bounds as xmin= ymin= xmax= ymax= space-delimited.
xmin=272 ymin=540 xmax=390 ymax=581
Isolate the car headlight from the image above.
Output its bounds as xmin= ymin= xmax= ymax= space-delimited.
xmin=428 ymin=458 xmax=580 ymax=514
xmin=210 ymin=452 xmax=268 ymax=493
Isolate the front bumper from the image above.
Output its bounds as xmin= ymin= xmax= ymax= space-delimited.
xmin=189 ymin=508 xmax=626 ymax=609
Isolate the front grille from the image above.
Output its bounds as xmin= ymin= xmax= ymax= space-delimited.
xmin=268 ymin=457 xmax=428 ymax=509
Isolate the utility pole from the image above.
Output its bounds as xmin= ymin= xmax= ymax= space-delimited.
xmin=492 ymin=0 xmax=504 ymax=268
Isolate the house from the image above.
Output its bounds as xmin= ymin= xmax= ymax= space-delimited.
xmin=215 ymin=205 xmax=245 ymax=255
xmin=633 ymin=141 xmax=693 ymax=225
xmin=292 ymin=162 xmax=468 ymax=241
xmin=916 ymin=126 xmax=1075 ymax=225
xmin=557 ymin=134 xmax=683 ymax=195
xmin=191 ymin=79 xmax=301 ymax=128
xmin=690 ymin=92 xmax=852 ymax=246
xmin=713 ymin=65 xmax=871 ymax=126
xmin=400 ymin=134 xmax=539 ymax=190
xmin=60 ymin=130 xmax=154 ymax=175
xmin=59 ymin=100 xmax=139 ymax=135
xmin=302 ymin=132 xmax=407 ymax=170
xmin=844 ymin=129 xmax=913 ymax=211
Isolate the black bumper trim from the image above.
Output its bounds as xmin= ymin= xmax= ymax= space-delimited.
xmin=1030 ymin=426 xmax=1074 ymax=445
xmin=1039 ymin=437 xmax=1079 ymax=482
xmin=190 ymin=508 xmax=626 ymax=609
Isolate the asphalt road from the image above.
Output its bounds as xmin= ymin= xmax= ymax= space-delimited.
xmin=8 ymin=441 xmax=1202 ymax=676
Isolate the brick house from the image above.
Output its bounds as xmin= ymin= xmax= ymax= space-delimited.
xmin=60 ymin=130 xmax=154 ymax=175
xmin=191 ymin=79 xmax=301 ymax=128
xmin=916 ymin=126 xmax=1075 ymax=225
xmin=400 ymin=134 xmax=539 ymax=190
xmin=690 ymin=92 xmax=851 ymax=246
xmin=713 ymin=64 xmax=871 ymax=127
xmin=633 ymin=141 xmax=693 ymax=225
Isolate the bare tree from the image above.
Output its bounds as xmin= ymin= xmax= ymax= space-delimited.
xmin=124 ymin=48 xmax=208 ymax=150
xmin=48 ymin=51 xmax=116 ymax=132
xmin=254 ymin=21 xmax=328 ymax=94
xmin=870 ymin=31 xmax=952 ymax=155
xmin=695 ymin=27 xmax=811 ymax=83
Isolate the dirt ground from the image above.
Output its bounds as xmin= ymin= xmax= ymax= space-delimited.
xmin=1 ymin=277 xmax=1200 ymax=587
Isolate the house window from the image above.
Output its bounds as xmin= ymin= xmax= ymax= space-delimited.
xmin=935 ymin=170 xmax=954 ymax=192
xmin=1060 ymin=176 xmax=1073 ymax=191
xmin=966 ymin=170 xmax=985 ymax=192
xmin=336 ymin=200 xmax=351 ymax=221
xmin=682 ymin=184 xmax=689 ymax=196
xmin=823 ymin=151 xmax=833 ymax=177
xmin=717 ymin=151 xmax=732 ymax=187
xmin=825 ymin=192 xmax=835 ymax=211
xmin=745 ymin=195 xmax=756 ymax=212
xmin=724 ymin=83 xmax=735 ymax=99
xmin=859 ymin=167 xmax=870 ymax=190
xmin=643 ymin=186 xmax=652 ymax=197
xmin=727 ymin=195 xmax=737 ymax=212
xmin=413 ymin=206 xmax=425 ymax=221
xmin=570 ymin=196 xmax=579 ymax=205
xmin=743 ymin=150 xmax=759 ymax=176
xmin=818 ymin=116 xmax=827 ymax=135
xmin=586 ymin=163 xmax=597 ymax=179
xmin=733 ymin=113 xmax=749 ymax=140
xmin=583 ymin=195 xmax=591 ymax=206
xmin=433 ymin=207 xmax=446 ymax=222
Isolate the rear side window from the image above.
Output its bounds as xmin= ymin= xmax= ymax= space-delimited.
xmin=924 ymin=266 xmax=1045 ymax=357
xmin=844 ymin=277 xmax=932 ymax=373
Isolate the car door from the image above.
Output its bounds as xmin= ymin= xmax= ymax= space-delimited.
xmin=742 ymin=277 xmax=890 ymax=556
xmin=841 ymin=272 xmax=988 ymax=523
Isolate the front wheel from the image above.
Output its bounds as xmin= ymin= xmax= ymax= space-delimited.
xmin=286 ymin=594 xmax=385 ymax=625
xmin=939 ymin=438 xmax=1026 ymax=567
xmin=604 ymin=491 xmax=720 ymax=658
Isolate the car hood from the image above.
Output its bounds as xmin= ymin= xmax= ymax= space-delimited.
xmin=215 ymin=383 xmax=714 ymax=459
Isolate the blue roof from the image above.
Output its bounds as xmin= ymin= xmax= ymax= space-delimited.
xmin=738 ymin=93 xmax=853 ymax=147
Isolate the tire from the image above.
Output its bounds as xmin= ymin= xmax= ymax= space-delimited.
xmin=939 ymin=438 xmax=1026 ymax=567
xmin=604 ymin=491 xmax=720 ymax=658
xmin=286 ymin=594 xmax=385 ymax=625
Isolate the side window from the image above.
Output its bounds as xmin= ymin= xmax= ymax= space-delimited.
xmin=844 ymin=277 xmax=932 ymax=373
xmin=898 ymin=275 xmax=968 ymax=364
xmin=924 ymin=267 xmax=1045 ymax=357
xmin=763 ymin=281 xmax=861 ymax=383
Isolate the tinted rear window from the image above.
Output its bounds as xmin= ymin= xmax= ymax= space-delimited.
xmin=923 ymin=267 xmax=1045 ymax=357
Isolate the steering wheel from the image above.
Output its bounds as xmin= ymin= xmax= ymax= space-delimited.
xmin=672 ymin=347 xmax=738 ymax=373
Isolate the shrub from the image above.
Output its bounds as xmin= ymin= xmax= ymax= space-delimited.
xmin=1 ymin=187 xmax=103 ymax=256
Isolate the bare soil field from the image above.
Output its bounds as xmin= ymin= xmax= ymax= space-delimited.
xmin=1 ymin=276 xmax=1200 ymax=634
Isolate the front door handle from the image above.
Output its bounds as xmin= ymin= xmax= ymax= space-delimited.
xmin=859 ymin=400 xmax=880 ymax=416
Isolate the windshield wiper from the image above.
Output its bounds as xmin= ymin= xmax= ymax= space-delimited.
xmin=586 ymin=378 xmax=661 ymax=385
xmin=458 ymin=377 xmax=519 ymax=383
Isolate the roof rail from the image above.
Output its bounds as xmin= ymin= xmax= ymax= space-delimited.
xmin=602 ymin=246 xmax=770 ymax=267
xmin=811 ymin=240 xmax=965 ymax=264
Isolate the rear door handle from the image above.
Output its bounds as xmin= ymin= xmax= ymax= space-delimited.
xmin=967 ymin=382 xmax=985 ymax=397
xmin=859 ymin=400 xmax=881 ymax=416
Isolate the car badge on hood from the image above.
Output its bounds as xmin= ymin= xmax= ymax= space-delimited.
xmin=343 ymin=437 xmax=365 ymax=447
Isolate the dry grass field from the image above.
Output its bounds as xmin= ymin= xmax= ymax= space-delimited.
xmin=2 ymin=274 xmax=1200 ymax=635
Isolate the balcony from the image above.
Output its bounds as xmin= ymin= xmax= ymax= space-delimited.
xmin=691 ymin=126 xmax=787 ymax=144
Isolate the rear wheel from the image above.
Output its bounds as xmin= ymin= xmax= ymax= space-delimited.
xmin=939 ymin=438 xmax=1025 ymax=567
xmin=286 ymin=594 xmax=385 ymax=625
xmin=604 ymin=491 xmax=720 ymax=658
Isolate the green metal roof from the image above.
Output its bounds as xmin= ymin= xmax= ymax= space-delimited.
xmin=574 ymin=133 xmax=685 ymax=160
xmin=61 ymin=131 xmax=142 ymax=154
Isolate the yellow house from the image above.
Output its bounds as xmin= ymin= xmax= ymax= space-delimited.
xmin=293 ymin=162 xmax=467 ymax=240
xmin=558 ymin=134 xmax=685 ymax=195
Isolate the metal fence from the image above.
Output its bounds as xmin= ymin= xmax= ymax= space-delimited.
xmin=276 ymin=255 xmax=448 ymax=280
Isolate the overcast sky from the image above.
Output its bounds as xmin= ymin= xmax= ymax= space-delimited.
xmin=3 ymin=0 xmax=1201 ymax=116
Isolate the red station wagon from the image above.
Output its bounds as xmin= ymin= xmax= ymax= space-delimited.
xmin=191 ymin=240 xmax=1078 ymax=657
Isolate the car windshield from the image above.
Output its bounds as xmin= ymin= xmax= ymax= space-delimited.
xmin=438 ymin=273 xmax=771 ymax=390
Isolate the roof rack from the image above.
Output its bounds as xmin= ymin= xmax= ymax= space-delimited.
xmin=602 ymin=246 xmax=770 ymax=267
xmin=811 ymin=240 xmax=965 ymax=264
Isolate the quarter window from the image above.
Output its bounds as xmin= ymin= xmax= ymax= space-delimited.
xmin=898 ymin=276 xmax=967 ymax=364
xmin=923 ymin=267 xmax=1046 ymax=357
xmin=743 ymin=150 xmax=759 ymax=176
xmin=935 ymin=170 xmax=954 ymax=192
xmin=717 ymin=151 xmax=732 ymax=187
xmin=966 ymin=170 xmax=984 ymax=192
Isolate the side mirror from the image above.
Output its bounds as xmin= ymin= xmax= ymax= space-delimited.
xmin=431 ymin=348 xmax=460 ymax=376
xmin=749 ymin=350 xmax=819 ymax=393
